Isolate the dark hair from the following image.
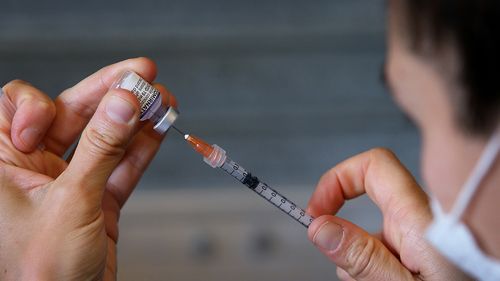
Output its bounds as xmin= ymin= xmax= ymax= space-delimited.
xmin=401 ymin=0 xmax=500 ymax=136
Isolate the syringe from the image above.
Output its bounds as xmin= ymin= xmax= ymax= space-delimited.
xmin=173 ymin=127 xmax=314 ymax=228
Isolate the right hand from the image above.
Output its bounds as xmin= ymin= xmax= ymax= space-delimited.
xmin=306 ymin=148 xmax=472 ymax=281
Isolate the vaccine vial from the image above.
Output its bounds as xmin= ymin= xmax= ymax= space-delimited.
xmin=112 ymin=70 xmax=179 ymax=134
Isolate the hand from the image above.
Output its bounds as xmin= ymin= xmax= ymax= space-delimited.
xmin=307 ymin=148 xmax=471 ymax=281
xmin=0 ymin=58 xmax=176 ymax=280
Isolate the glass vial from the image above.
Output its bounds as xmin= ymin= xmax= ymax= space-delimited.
xmin=112 ymin=70 xmax=179 ymax=134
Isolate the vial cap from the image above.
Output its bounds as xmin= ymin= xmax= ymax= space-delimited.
xmin=153 ymin=107 xmax=179 ymax=134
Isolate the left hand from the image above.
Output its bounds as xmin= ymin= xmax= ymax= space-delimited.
xmin=0 ymin=58 xmax=176 ymax=280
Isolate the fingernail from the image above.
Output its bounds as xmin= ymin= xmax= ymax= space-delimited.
xmin=313 ymin=222 xmax=344 ymax=251
xmin=20 ymin=127 xmax=41 ymax=146
xmin=105 ymin=96 xmax=136 ymax=124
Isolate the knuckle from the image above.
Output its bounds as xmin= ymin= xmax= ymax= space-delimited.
xmin=345 ymin=237 xmax=377 ymax=278
xmin=4 ymin=80 xmax=54 ymax=109
xmin=369 ymin=147 xmax=397 ymax=161
xmin=318 ymin=166 xmax=340 ymax=187
xmin=4 ymin=79 xmax=32 ymax=88
xmin=33 ymin=99 xmax=56 ymax=116
xmin=318 ymin=170 xmax=333 ymax=187
xmin=58 ymin=89 xmax=97 ymax=120
xmin=124 ymin=150 xmax=148 ymax=174
xmin=84 ymin=125 xmax=126 ymax=157
xmin=136 ymin=56 xmax=156 ymax=69
xmin=28 ymin=96 xmax=56 ymax=118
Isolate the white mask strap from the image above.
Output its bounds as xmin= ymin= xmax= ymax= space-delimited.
xmin=450 ymin=127 xmax=500 ymax=220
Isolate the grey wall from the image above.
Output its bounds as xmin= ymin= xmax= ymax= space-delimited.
xmin=0 ymin=0 xmax=420 ymax=189
xmin=1 ymin=1 xmax=421 ymax=280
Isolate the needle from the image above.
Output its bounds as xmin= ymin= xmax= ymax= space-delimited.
xmin=171 ymin=126 xmax=185 ymax=136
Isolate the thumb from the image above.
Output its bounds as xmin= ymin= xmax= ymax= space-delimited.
xmin=58 ymin=89 xmax=140 ymax=200
xmin=308 ymin=215 xmax=415 ymax=281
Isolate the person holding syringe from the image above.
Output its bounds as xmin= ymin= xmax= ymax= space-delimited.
xmin=0 ymin=0 xmax=500 ymax=279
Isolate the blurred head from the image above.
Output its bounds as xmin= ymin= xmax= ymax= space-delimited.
xmin=386 ymin=0 xmax=500 ymax=204
xmin=385 ymin=0 xmax=500 ymax=254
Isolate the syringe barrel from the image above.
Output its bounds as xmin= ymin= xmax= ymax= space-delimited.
xmin=204 ymin=144 xmax=314 ymax=228
xmin=112 ymin=70 xmax=178 ymax=134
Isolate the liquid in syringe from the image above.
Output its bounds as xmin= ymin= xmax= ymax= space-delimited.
xmin=176 ymin=127 xmax=314 ymax=228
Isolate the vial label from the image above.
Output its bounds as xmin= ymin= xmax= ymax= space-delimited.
xmin=116 ymin=72 xmax=160 ymax=119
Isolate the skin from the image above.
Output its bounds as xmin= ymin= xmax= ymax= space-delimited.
xmin=306 ymin=2 xmax=500 ymax=281
xmin=0 ymin=57 xmax=177 ymax=280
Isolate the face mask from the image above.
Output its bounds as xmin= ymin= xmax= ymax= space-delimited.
xmin=426 ymin=128 xmax=500 ymax=281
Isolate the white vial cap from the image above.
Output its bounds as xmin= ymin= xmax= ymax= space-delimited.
xmin=153 ymin=107 xmax=179 ymax=134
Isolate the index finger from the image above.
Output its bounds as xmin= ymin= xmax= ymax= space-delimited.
xmin=307 ymin=148 xmax=430 ymax=251
xmin=43 ymin=57 xmax=157 ymax=156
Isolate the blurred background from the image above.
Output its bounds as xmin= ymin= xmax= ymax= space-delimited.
xmin=1 ymin=0 xmax=420 ymax=280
